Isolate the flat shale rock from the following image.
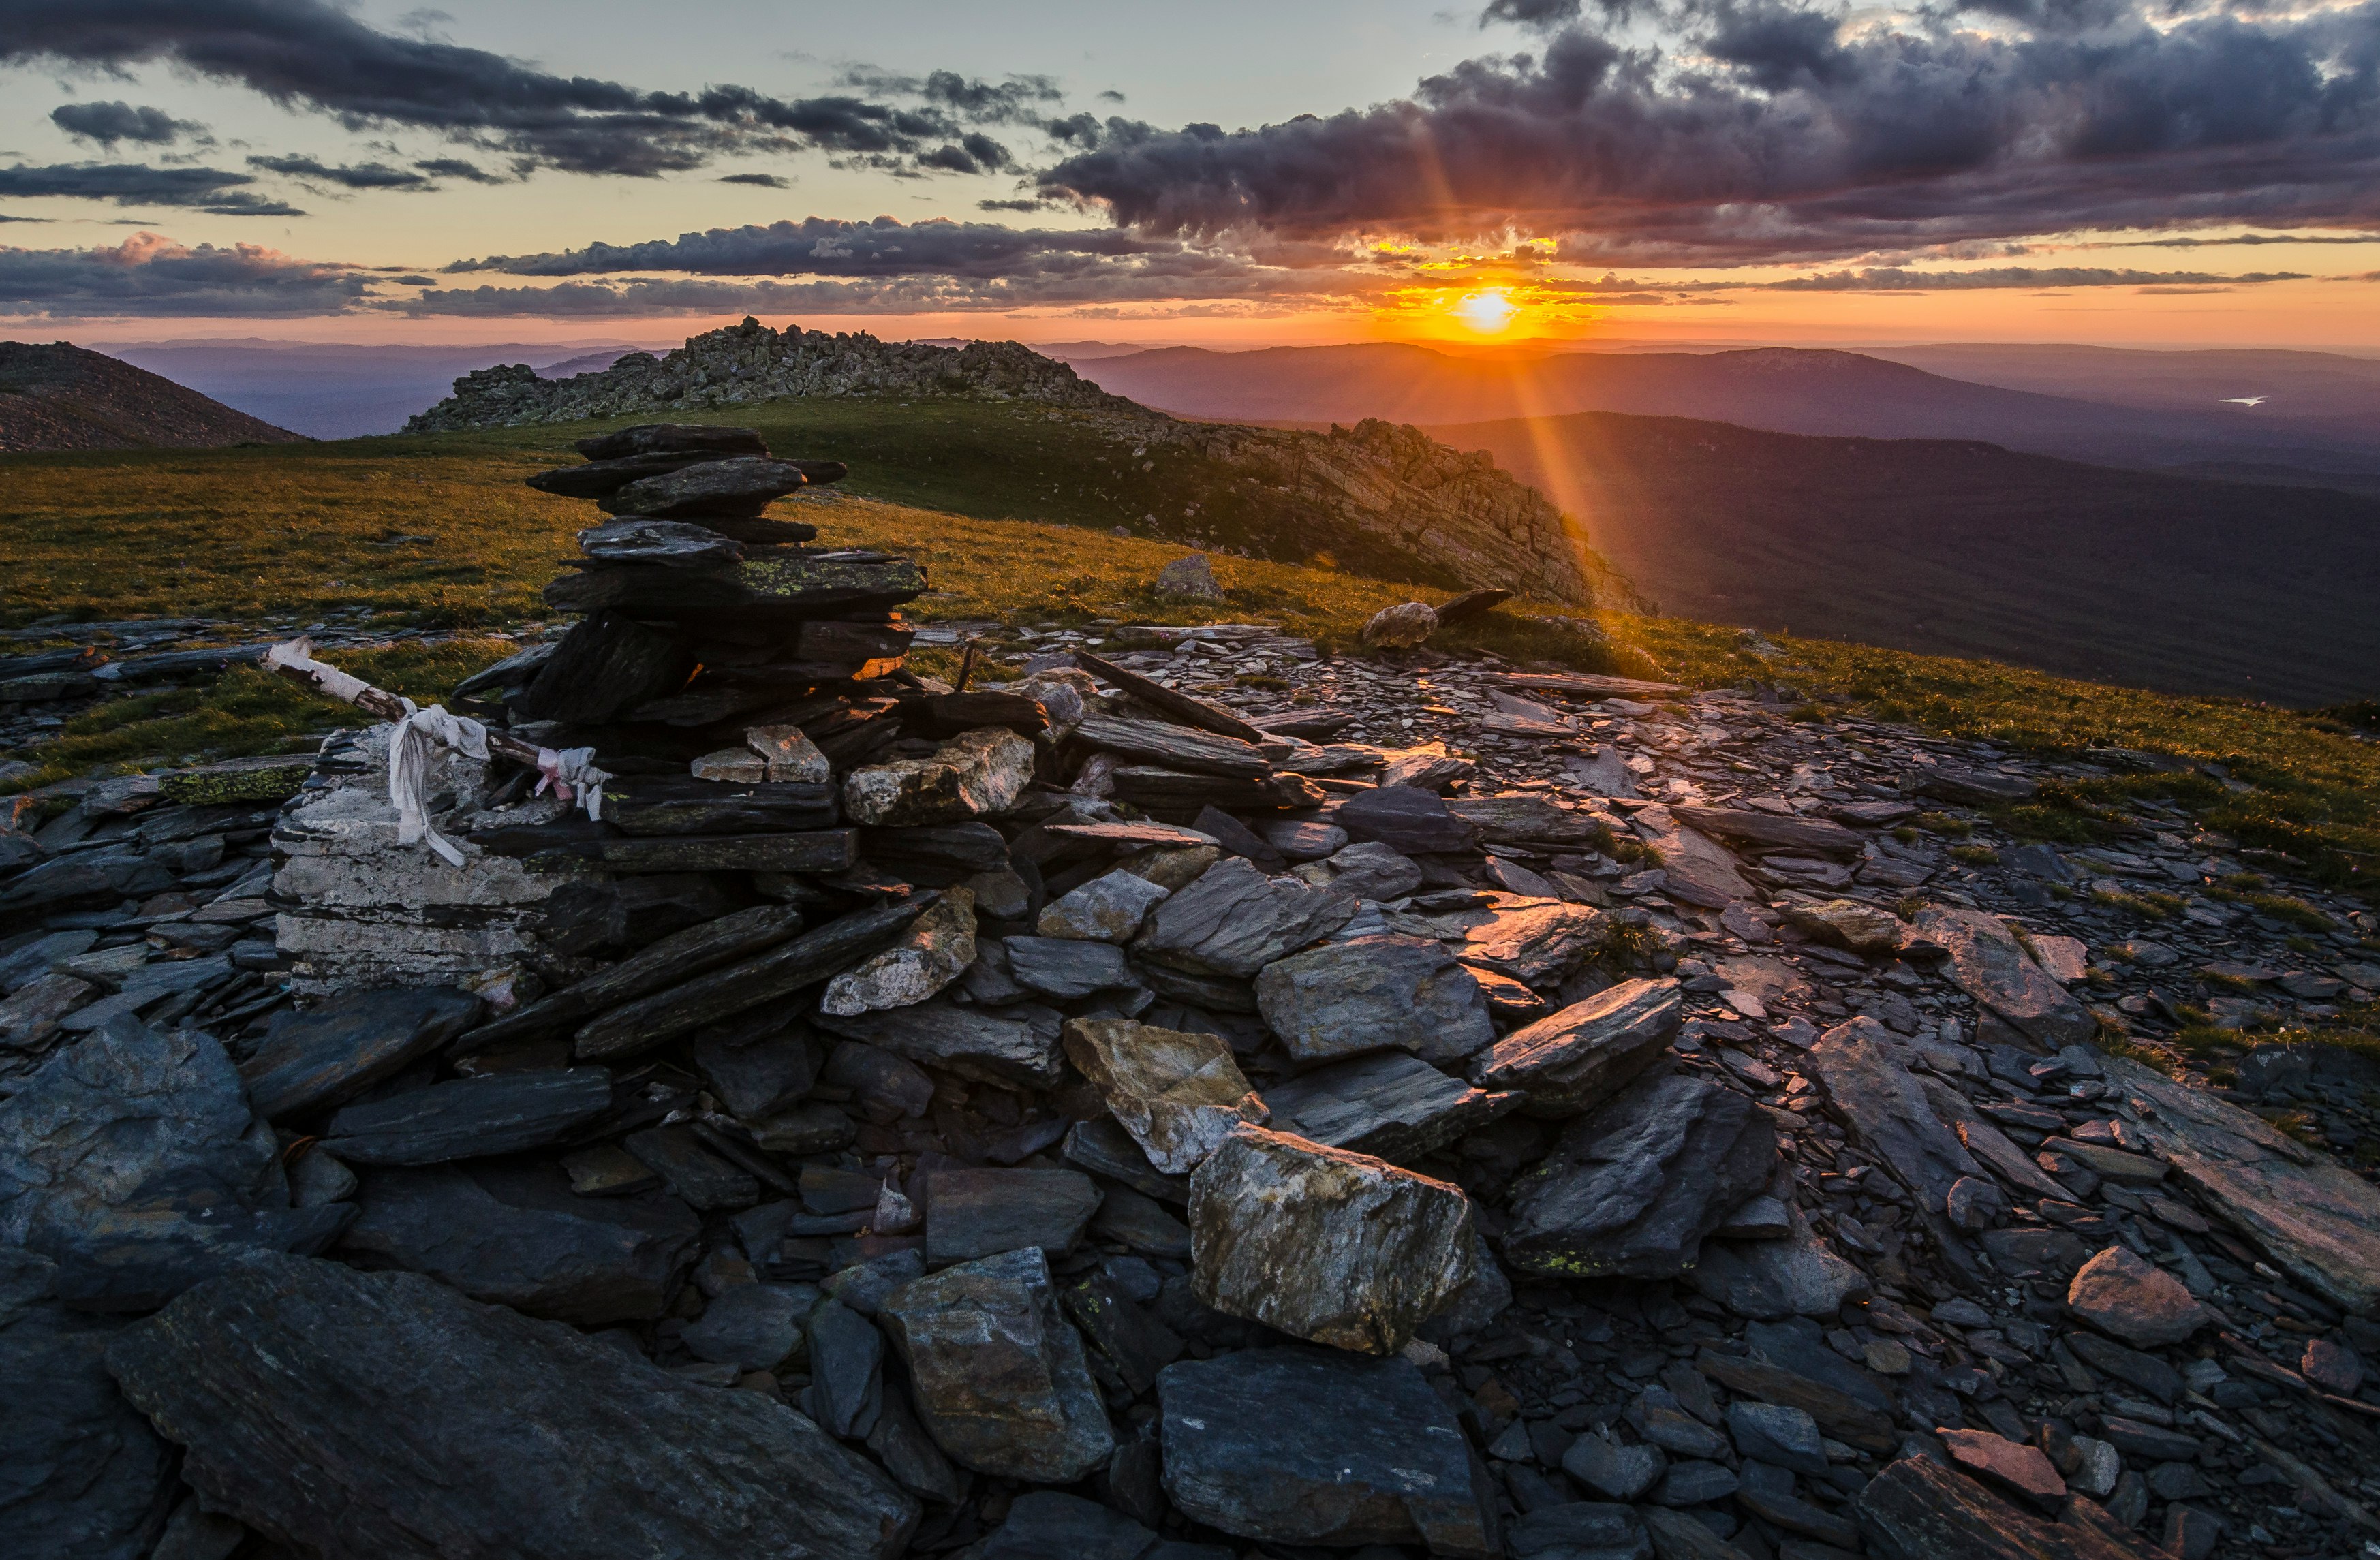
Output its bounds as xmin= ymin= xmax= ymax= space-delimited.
xmin=925 ymin=1168 xmax=1104 ymax=1266
xmin=1914 ymin=905 xmax=2095 ymax=1049
xmin=1783 ymin=897 xmax=1907 ymax=956
xmin=576 ymin=517 xmax=744 ymax=566
xmin=972 ymin=1491 xmax=1211 ymax=1560
xmin=1255 ymin=934 xmax=1495 ymax=1065
xmin=546 ymin=550 xmax=926 ymax=623
xmin=1316 ymin=839 xmax=1424 ymax=901
xmin=692 ymin=1021 xmax=820 ymax=1119
xmin=1688 ymin=1205 xmax=1873 ymax=1320
xmin=0 ymin=1305 xmax=176 ymax=1559
xmin=1108 ymin=766 xmax=1327 ymax=819
xmin=820 ymin=999 xmax=1064 ymax=1089
xmin=1808 ymin=1017 xmax=1983 ymax=1213
xmin=1446 ymin=896 xmax=1610 ymax=986
xmin=599 ymin=777 xmax=839 ymax=837
xmin=576 ymin=422 xmax=769 ymax=461
xmin=105 ymin=1258 xmax=918 ymax=1560
xmin=1073 ymin=715 xmax=1270 ymax=778
xmin=598 ymin=456 xmax=809 ymax=517
xmin=819 ymin=887 xmax=976 ymax=1016
xmin=2099 ymin=1050 xmax=2380 ymax=1315
xmin=0 ymin=1016 xmax=347 ymax=1311
xmin=1444 ymin=795 xmax=1611 ymax=852
xmin=1136 ymin=856 xmax=1357 ymax=978
xmin=878 ymin=1246 xmax=1115 ymax=1482
xmin=1159 ymin=1347 xmax=1498 ymax=1556
xmin=1003 ymin=936 xmax=1134 ymax=999
xmin=1337 ymin=785 xmax=1478 ymax=854
xmin=1262 ymin=1049 xmax=1522 ymax=1164
xmin=338 ymin=1161 xmax=698 ymax=1325
xmin=1468 ymin=977 xmax=1678 ymax=1116
xmin=1188 ymin=1125 xmax=1474 ymax=1354
xmin=1064 ymin=1018 xmax=1267 ymax=1175
xmin=320 ymin=1067 xmax=613 ymax=1166
xmin=1854 ymin=1453 xmax=2139 ymax=1560
xmin=238 ymin=986 xmax=481 ymax=1121
xmin=1503 ymin=1071 xmax=1777 ymax=1279
xmin=2065 ymin=1245 xmax=2208 ymax=1347
xmin=1669 ymin=805 xmax=1864 ymax=858
xmin=1037 ymin=868 xmax=1171 ymax=942
xmin=1628 ymin=807 xmax=1756 ymax=909
xmin=681 ymin=1281 xmax=810 ymax=1371
xmin=842 ymin=728 xmax=1036 ymax=826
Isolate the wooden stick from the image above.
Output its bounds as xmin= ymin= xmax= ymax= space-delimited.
xmin=954 ymin=635 xmax=980 ymax=694
xmin=264 ymin=638 xmax=550 ymax=768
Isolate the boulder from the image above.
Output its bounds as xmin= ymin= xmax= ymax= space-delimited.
xmin=1037 ymin=869 xmax=1171 ymax=942
xmin=338 ymin=1161 xmax=698 ymax=1325
xmin=1446 ymin=896 xmax=1609 ymax=985
xmin=1337 ymin=785 xmax=1475 ymax=854
xmin=105 ymin=1258 xmax=918 ymax=1560
xmin=746 ymin=723 xmax=832 ymax=783
xmin=681 ymin=1282 xmax=811 ymax=1371
xmin=1782 ymin=898 xmax=1906 ymax=956
xmin=1503 ymin=1072 xmax=1777 ymax=1279
xmin=1254 ymin=935 xmax=1495 ymax=1066
xmin=1316 ymin=840 xmax=1424 ymax=902
xmin=1725 ymin=1400 xmax=1828 ymax=1476
xmin=320 ymin=1068 xmax=614 ymax=1166
xmin=1189 ymin=1125 xmax=1474 ymax=1354
xmin=1136 ymin=856 xmax=1357 ymax=978
xmin=1560 ymin=1433 xmax=1666 ymax=1501
xmin=1361 ymin=602 xmax=1438 ymax=649
xmin=1002 ymin=936 xmax=1135 ymax=1000
xmin=1688 ymin=1206 xmax=1872 ymax=1320
xmin=1807 ymin=1018 xmax=1983 ymax=1213
xmin=0 ymin=1016 xmax=349 ymax=1311
xmin=807 ymin=1296 xmax=885 ymax=1438
xmin=1159 ymin=1347 xmax=1498 ymax=1555
xmin=1939 ymin=1428 xmax=2067 ymax=1508
xmin=820 ymin=999 xmax=1065 ymax=1090
xmin=818 ymin=887 xmax=977 ymax=1016
xmin=1913 ymin=905 xmax=2095 ymax=1049
xmin=692 ymin=1021 xmax=820 ymax=1119
xmin=878 ymin=1246 xmax=1115 ymax=1482
xmin=0 ymin=1305 xmax=176 ymax=1559
xmin=2066 ymin=1245 xmax=2210 ymax=1347
xmin=1468 ymin=978 xmax=1678 ymax=1115
xmin=1155 ymin=553 xmax=1225 ymax=601
xmin=1262 ymin=1050 xmax=1522 ymax=1164
xmin=1855 ymin=1452 xmax=2140 ymax=1560
xmin=1628 ymin=807 xmax=1756 ymax=909
xmin=841 ymin=729 xmax=1036 ymax=826
xmin=597 ymin=455 xmax=809 ymax=517
xmin=924 ymin=1168 xmax=1104 ymax=1266
xmin=238 ymin=986 xmax=482 ymax=1121
xmin=1063 ymin=1018 xmax=1268 ymax=1175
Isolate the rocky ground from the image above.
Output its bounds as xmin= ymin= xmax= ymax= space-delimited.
xmin=4 ymin=529 xmax=2379 ymax=1557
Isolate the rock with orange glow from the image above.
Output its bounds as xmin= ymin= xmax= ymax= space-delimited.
xmin=1361 ymin=602 xmax=1438 ymax=649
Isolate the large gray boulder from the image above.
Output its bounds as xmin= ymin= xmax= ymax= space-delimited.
xmin=1159 ymin=1347 xmax=1499 ymax=1555
xmin=1502 ymin=1071 xmax=1777 ymax=1279
xmin=1468 ymin=978 xmax=1679 ymax=1115
xmin=338 ymin=1161 xmax=699 ymax=1325
xmin=877 ymin=1246 xmax=1115 ymax=1483
xmin=1189 ymin=1125 xmax=1474 ymax=1354
xmin=0 ymin=1016 xmax=350 ymax=1311
xmin=1135 ymin=857 xmax=1357 ymax=978
xmin=104 ymin=1258 xmax=918 ymax=1560
xmin=1254 ymin=935 xmax=1495 ymax=1065
xmin=0 ymin=1304 xmax=177 ymax=1560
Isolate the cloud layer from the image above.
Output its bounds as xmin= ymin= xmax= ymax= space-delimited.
xmin=3 ymin=1 xmax=1060 ymax=178
xmin=0 ymin=162 xmax=301 ymax=215
xmin=0 ymin=231 xmax=369 ymax=315
xmin=1039 ymin=0 xmax=2380 ymax=263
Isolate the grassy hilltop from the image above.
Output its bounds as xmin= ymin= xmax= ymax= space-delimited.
xmin=1 ymin=398 xmax=2375 ymax=901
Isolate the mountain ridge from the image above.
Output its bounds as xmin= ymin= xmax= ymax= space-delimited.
xmin=0 ymin=341 xmax=307 ymax=454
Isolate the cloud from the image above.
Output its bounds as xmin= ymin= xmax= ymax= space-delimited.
xmin=1040 ymin=0 xmax=2380 ymax=264
xmin=412 ymin=157 xmax=504 ymax=183
xmin=719 ymin=172 xmax=790 ymax=189
xmin=0 ymin=230 xmax=373 ymax=316
xmin=4 ymin=1 xmax=1067 ymax=179
xmin=1763 ymin=266 xmax=2311 ymax=290
xmin=248 ymin=153 xmax=432 ymax=190
xmin=0 ymin=162 xmax=303 ymax=215
xmin=447 ymin=215 xmax=1182 ymax=279
xmin=50 ymin=100 xmax=203 ymax=146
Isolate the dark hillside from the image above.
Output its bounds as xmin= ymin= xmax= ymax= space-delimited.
xmin=0 ymin=341 xmax=305 ymax=453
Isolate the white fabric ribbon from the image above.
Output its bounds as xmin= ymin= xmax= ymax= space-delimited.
xmin=534 ymin=745 xmax=611 ymax=822
xmin=388 ymin=700 xmax=489 ymax=867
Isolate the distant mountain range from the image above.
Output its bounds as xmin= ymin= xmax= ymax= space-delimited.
xmin=95 ymin=340 xmax=658 ymax=439
xmin=1075 ymin=342 xmax=2380 ymax=478
xmin=0 ymin=341 xmax=305 ymax=453
xmin=1423 ymin=409 xmax=2380 ymax=704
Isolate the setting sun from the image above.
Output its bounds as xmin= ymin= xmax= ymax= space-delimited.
xmin=1453 ymin=289 xmax=1517 ymax=333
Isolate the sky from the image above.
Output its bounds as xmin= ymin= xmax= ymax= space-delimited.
xmin=1 ymin=0 xmax=2377 ymax=351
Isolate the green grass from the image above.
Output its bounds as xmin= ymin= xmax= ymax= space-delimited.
xmin=5 ymin=403 xmax=2379 ymax=905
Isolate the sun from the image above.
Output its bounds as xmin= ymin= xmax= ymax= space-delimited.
xmin=1453 ymin=288 xmax=1517 ymax=333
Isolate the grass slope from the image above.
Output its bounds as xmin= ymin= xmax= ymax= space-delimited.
xmin=1 ymin=406 xmax=2375 ymax=903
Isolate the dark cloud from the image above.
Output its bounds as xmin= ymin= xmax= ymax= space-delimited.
xmin=0 ymin=161 xmax=303 ymax=215
xmin=0 ymin=230 xmax=372 ymax=316
xmin=1041 ymin=0 xmax=2380 ymax=264
xmin=248 ymin=153 xmax=431 ymax=190
xmin=1764 ymin=266 xmax=2310 ymax=289
xmin=412 ymin=157 xmax=504 ymax=183
xmin=50 ymin=100 xmax=202 ymax=146
xmin=1480 ymin=0 xmax=1585 ymax=26
xmin=719 ymin=172 xmax=790 ymax=189
xmin=2099 ymin=232 xmax=2380 ymax=248
xmin=839 ymin=69 xmax=1064 ymax=125
xmin=448 ymin=215 xmax=1175 ymax=279
xmin=4 ymin=1 xmax=1064 ymax=178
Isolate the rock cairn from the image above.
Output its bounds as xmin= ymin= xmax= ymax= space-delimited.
xmin=3 ymin=478 xmax=2380 ymax=1558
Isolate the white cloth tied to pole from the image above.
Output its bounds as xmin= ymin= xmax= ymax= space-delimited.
xmin=535 ymin=746 xmax=610 ymax=822
xmin=388 ymin=700 xmax=490 ymax=867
